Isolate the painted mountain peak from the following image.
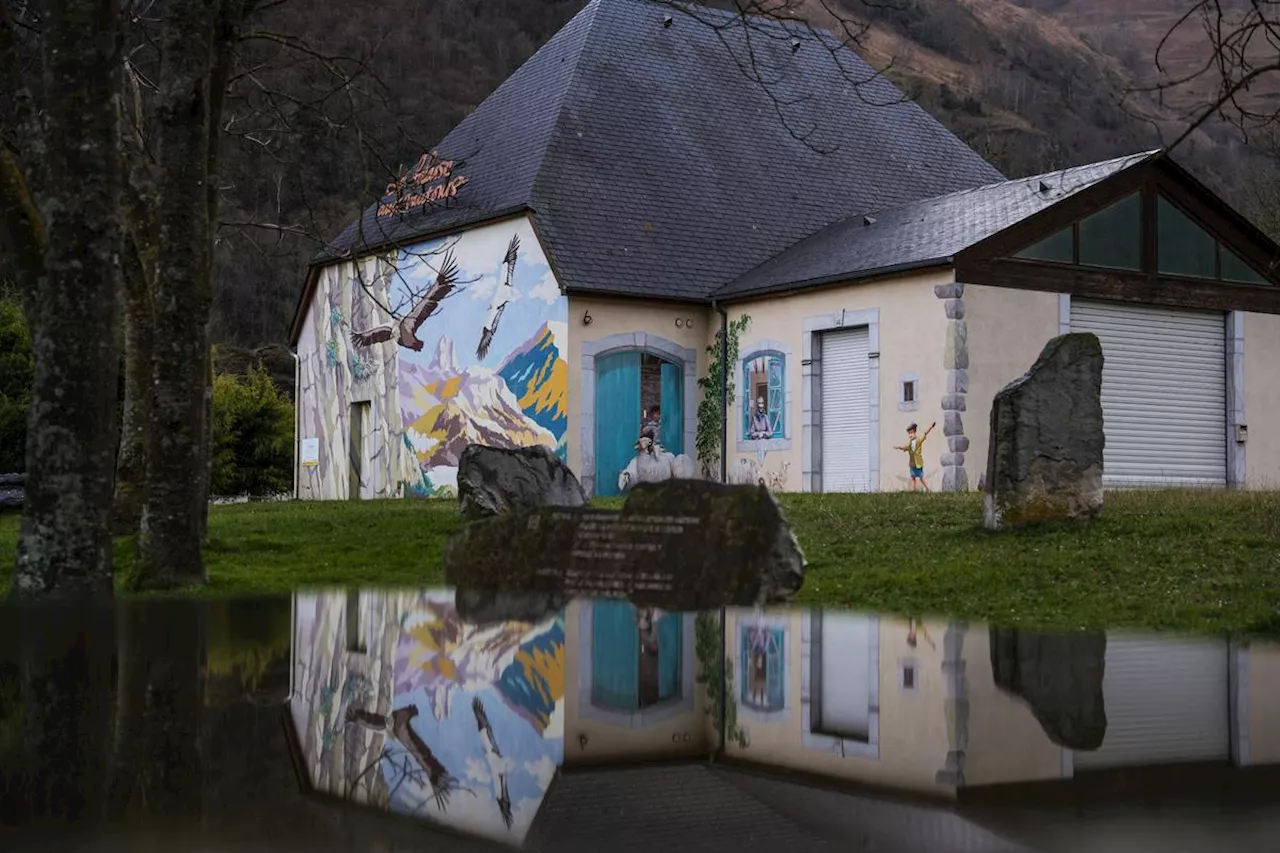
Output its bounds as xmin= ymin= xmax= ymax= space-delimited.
xmin=498 ymin=322 xmax=568 ymax=442
xmin=400 ymin=333 xmax=556 ymax=469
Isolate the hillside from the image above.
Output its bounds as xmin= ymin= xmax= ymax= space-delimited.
xmin=212 ymin=0 xmax=1277 ymax=352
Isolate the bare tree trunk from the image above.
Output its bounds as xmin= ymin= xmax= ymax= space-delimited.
xmin=112 ymin=236 xmax=153 ymax=536
xmin=9 ymin=0 xmax=124 ymax=599
xmin=136 ymin=0 xmax=220 ymax=588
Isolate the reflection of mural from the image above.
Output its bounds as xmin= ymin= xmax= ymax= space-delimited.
xmin=289 ymin=589 xmax=565 ymax=845
xmin=740 ymin=623 xmax=785 ymax=712
xmin=295 ymin=216 xmax=568 ymax=500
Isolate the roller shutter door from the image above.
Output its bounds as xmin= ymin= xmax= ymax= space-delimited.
xmin=1069 ymin=299 xmax=1226 ymax=487
xmin=820 ymin=328 xmax=872 ymax=492
xmin=1073 ymin=634 xmax=1230 ymax=770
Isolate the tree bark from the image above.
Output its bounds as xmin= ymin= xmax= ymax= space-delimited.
xmin=107 ymin=599 xmax=207 ymax=824
xmin=136 ymin=0 xmax=221 ymax=588
xmin=112 ymin=234 xmax=153 ymax=536
xmin=10 ymin=0 xmax=124 ymax=599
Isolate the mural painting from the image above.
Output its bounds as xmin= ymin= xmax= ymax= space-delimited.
xmin=739 ymin=621 xmax=786 ymax=714
xmin=290 ymin=589 xmax=566 ymax=845
xmin=351 ymin=217 xmax=569 ymax=497
xmin=297 ymin=258 xmax=417 ymax=500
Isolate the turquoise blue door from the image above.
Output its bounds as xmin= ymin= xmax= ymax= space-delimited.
xmin=657 ymin=612 xmax=682 ymax=700
xmin=594 ymin=352 xmax=642 ymax=497
xmin=591 ymin=600 xmax=639 ymax=710
xmin=660 ymin=361 xmax=683 ymax=456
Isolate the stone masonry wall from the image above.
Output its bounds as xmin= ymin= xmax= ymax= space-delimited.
xmin=935 ymin=282 xmax=970 ymax=492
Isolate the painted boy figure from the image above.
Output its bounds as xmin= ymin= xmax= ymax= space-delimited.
xmin=896 ymin=421 xmax=936 ymax=492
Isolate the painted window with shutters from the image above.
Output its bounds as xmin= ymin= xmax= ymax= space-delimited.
xmin=742 ymin=352 xmax=786 ymax=441
xmin=739 ymin=623 xmax=786 ymax=713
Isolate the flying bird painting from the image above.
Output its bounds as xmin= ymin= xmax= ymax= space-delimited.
xmin=476 ymin=234 xmax=520 ymax=360
xmin=345 ymin=704 xmax=459 ymax=812
xmin=350 ymin=250 xmax=462 ymax=351
xmin=472 ymin=696 xmax=514 ymax=829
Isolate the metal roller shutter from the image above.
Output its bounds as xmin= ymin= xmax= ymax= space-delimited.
xmin=1073 ymin=634 xmax=1230 ymax=769
xmin=1069 ymin=299 xmax=1226 ymax=488
xmin=815 ymin=614 xmax=875 ymax=740
xmin=820 ymin=327 xmax=872 ymax=492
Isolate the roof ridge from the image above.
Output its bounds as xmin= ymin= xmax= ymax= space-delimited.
xmin=528 ymin=0 xmax=606 ymax=213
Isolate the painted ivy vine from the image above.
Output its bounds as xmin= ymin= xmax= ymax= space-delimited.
xmin=695 ymin=611 xmax=749 ymax=750
xmin=695 ymin=314 xmax=750 ymax=480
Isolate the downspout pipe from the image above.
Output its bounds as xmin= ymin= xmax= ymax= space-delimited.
xmin=292 ymin=347 xmax=300 ymax=500
xmin=712 ymin=300 xmax=729 ymax=484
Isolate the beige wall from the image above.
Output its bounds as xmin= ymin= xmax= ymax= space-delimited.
xmin=566 ymin=295 xmax=713 ymax=492
xmin=960 ymin=625 xmax=1068 ymax=787
xmin=1244 ymin=311 xmax=1280 ymax=489
xmin=722 ymin=270 xmax=953 ymax=492
xmin=1247 ymin=641 xmax=1280 ymax=765
xmin=561 ymin=600 xmax=711 ymax=765
xmin=962 ymin=284 xmax=1061 ymax=491
xmin=722 ymin=608 xmax=956 ymax=796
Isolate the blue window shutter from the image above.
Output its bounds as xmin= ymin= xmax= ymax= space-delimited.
xmin=660 ymin=361 xmax=683 ymax=456
xmin=768 ymin=356 xmax=785 ymax=439
xmin=594 ymin=352 xmax=642 ymax=497
xmin=657 ymin=613 xmax=682 ymax=700
xmin=591 ymin=601 xmax=639 ymax=710
xmin=767 ymin=630 xmax=785 ymax=709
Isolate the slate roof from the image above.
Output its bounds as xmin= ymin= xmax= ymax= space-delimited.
xmin=715 ymin=149 xmax=1160 ymax=299
xmin=312 ymin=0 xmax=1006 ymax=303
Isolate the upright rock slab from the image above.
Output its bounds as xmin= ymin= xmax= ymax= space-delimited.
xmin=983 ymin=333 xmax=1105 ymax=530
xmin=456 ymin=444 xmax=587 ymax=522
xmin=989 ymin=627 xmax=1108 ymax=751
xmin=445 ymin=479 xmax=807 ymax=623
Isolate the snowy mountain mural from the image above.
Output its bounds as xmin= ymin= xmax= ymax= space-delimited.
xmin=498 ymin=321 xmax=568 ymax=442
xmin=347 ymin=216 xmax=567 ymax=496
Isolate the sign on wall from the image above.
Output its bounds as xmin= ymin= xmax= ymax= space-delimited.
xmin=300 ymin=437 xmax=320 ymax=468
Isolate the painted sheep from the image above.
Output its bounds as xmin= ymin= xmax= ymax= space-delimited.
xmin=617 ymin=436 xmax=699 ymax=492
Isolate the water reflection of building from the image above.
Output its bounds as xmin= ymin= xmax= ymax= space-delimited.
xmin=287 ymin=591 xmax=1280 ymax=848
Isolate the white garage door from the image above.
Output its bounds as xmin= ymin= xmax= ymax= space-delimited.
xmin=1073 ymin=634 xmax=1230 ymax=770
xmin=1070 ymin=299 xmax=1226 ymax=488
xmin=820 ymin=327 xmax=872 ymax=492
xmin=814 ymin=613 xmax=876 ymax=740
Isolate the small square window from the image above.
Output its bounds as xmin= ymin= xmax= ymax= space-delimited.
xmin=903 ymin=380 xmax=916 ymax=403
xmin=899 ymin=658 xmax=918 ymax=693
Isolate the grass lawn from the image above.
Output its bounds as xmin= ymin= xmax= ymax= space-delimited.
xmin=2 ymin=489 xmax=1278 ymax=634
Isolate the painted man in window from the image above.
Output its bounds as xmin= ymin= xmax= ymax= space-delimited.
xmin=748 ymin=397 xmax=773 ymax=440
xmin=895 ymin=421 xmax=936 ymax=492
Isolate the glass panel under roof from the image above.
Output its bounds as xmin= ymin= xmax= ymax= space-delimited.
xmin=1079 ymin=193 xmax=1141 ymax=270
xmin=1220 ymin=245 xmax=1269 ymax=284
xmin=1157 ymin=196 xmax=1217 ymax=279
xmin=1015 ymin=227 xmax=1074 ymax=263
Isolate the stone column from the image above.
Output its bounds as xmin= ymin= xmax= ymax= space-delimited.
xmin=935 ymin=283 xmax=969 ymax=492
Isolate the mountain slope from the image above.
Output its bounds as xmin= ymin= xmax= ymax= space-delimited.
xmin=498 ymin=321 xmax=568 ymax=439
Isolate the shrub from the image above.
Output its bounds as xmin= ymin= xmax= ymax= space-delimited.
xmin=0 ymin=297 xmax=33 ymax=473
xmin=211 ymin=362 xmax=294 ymax=497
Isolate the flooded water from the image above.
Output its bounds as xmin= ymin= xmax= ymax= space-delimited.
xmin=2 ymin=590 xmax=1279 ymax=852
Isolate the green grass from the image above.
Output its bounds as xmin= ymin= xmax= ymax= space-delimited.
xmin=2 ymin=489 xmax=1279 ymax=634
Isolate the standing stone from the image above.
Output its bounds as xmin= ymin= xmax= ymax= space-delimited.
xmin=445 ymin=480 xmax=806 ymax=622
xmin=983 ymin=334 xmax=1105 ymax=530
xmin=990 ymin=626 xmax=1108 ymax=751
xmin=456 ymin=444 xmax=587 ymax=522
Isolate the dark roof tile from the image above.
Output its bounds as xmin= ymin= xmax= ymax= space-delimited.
xmin=313 ymin=0 xmax=1004 ymax=302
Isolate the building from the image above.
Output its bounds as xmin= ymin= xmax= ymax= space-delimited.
xmin=288 ymin=0 xmax=1280 ymax=500
xmin=285 ymin=588 xmax=1280 ymax=848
